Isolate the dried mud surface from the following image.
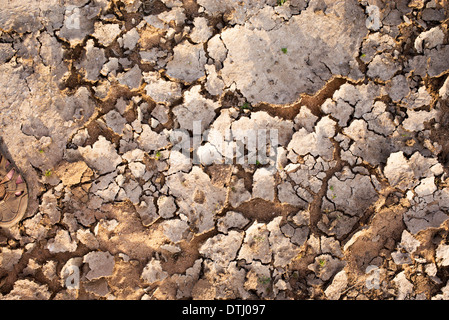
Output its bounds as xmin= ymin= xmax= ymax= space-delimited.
xmin=1 ymin=0 xmax=449 ymax=300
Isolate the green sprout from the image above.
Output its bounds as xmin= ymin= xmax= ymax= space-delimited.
xmin=281 ymin=47 xmax=288 ymax=54
xmin=155 ymin=150 xmax=162 ymax=160
xmin=277 ymin=0 xmax=287 ymax=5
xmin=255 ymin=159 xmax=261 ymax=166
xmin=258 ymin=276 xmax=271 ymax=285
xmin=360 ymin=53 xmax=366 ymax=58
xmin=38 ymin=149 xmax=45 ymax=154
xmin=318 ymin=259 xmax=326 ymax=267
xmin=329 ymin=185 xmax=334 ymax=191
xmin=240 ymin=102 xmax=251 ymax=110
xmin=44 ymin=170 xmax=52 ymax=177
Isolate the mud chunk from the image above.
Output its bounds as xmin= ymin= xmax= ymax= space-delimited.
xmin=79 ymin=136 xmax=122 ymax=174
xmin=220 ymin=1 xmax=367 ymax=104
xmin=238 ymin=222 xmax=271 ymax=264
xmin=117 ymin=64 xmax=143 ymax=89
xmin=199 ymin=231 xmax=244 ymax=266
xmin=83 ymin=251 xmax=115 ymax=281
xmin=47 ymin=229 xmax=78 ymax=253
xmin=166 ymin=41 xmax=207 ymax=82
xmin=93 ymin=22 xmax=122 ymax=46
xmin=172 ymin=85 xmax=219 ymax=131
xmin=144 ymin=71 xmax=182 ymax=105
xmin=141 ymin=259 xmax=168 ymax=284
xmin=1 ymin=280 xmax=51 ymax=300
xmin=190 ymin=17 xmax=213 ymax=43
xmin=415 ymin=26 xmax=445 ymax=53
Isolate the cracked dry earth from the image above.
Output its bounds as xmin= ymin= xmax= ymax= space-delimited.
xmin=1 ymin=0 xmax=449 ymax=301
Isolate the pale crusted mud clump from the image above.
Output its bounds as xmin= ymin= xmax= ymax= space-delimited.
xmin=1 ymin=0 xmax=449 ymax=300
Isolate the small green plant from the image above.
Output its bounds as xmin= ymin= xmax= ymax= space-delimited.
xmin=277 ymin=0 xmax=287 ymax=5
xmin=38 ymin=149 xmax=45 ymax=154
xmin=253 ymin=235 xmax=265 ymax=243
xmin=255 ymin=159 xmax=261 ymax=166
xmin=360 ymin=53 xmax=366 ymax=58
xmin=329 ymin=185 xmax=334 ymax=191
xmin=44 ymin=169 xmax=52 ymax=177
xmin=155 ymin=151 xmax=161 ymax=160
xmin=258 ymin=276 xmax=271 ymax=285
xmin=240 ymin=102 xmax=251 ymax=110
xmin=231 ymin=186 xmax=236 ymax=192
xmin=281 ymin=47 xmax=288 ymax=54
xmin=318 ymin=259 xmax=326 ymax=267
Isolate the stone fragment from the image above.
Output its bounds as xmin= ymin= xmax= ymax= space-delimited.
xmin=402 ymin=109 xmax=438 ymax=132
xmin=1 ymin=280 xmax=51 ymax=300
xmin=268 ymin=217 xmax=300 ymax=267
xmin=436 ymin=244 xmax=449 ymax=267
xmin=415 ymin=26 xmax=445 ymax=53
xmin=415 ymin=177 xmax=437 ymax=197
xmin=228 ymin=179 xmax=252 ymax=208
xmin=199 ymin=231 xmax=244 ymax=266
xmin=157 ymin=195 xmax=177 ymax=218
xmin=162 ymin=219 xmax=190 ymax=243
xmin=128 ymin=162 xmax=146 ymax=179
xmin=190 ymin=17 xmax=212 ymax=43
xmin=57 ymin=2 xmax=106 ymax=45
xmin=79 ymin=136 xmax=122 ymax=174
xmin=367 ymin=53 xmax=401 ymax=81
xmin=308 ymin=254 xmax=346 ymax=282
xmin=343 ymin=119 xmax=390 ymax=166
xmin=122 ymin=28 xmax=140 ymax=50
xmin=365 ymin=5 xmax=382 ymax=31
xmin=117 ymin=64 xmax=142 ymax=89
xmin=440 ymin=76 xmax=449 ymax=99
xmin=217 ymin=211 xmax=250 ymax=234
xmin=294 ymin=107 xmax=318 ymax=132
xmin=252 ymin=168 xmax=275 ymax=201
xmin=327 ymin=170 xmax=378 ymax=217
xmin=93 ymin=22 xmax=122 ymax=46
xmin=393 ymin=271 xmax=414 ymax=300
xmin=157 ymin=7 xmax=186 ymax=26
xmin=76 ymin=228 xmax=100 ymax=249
xmin=205 ymin=64 xmax=225 ymax=96
xmin=324 ymin=270 xmax=348 ymax=300
xmin=166 ymin=41 xmax=207 ymax=82
xmin=141 ymin=259 xmax=168 ymax=284
xmin=83 ymin=251 xmax=115 ymax=281
xmin=220 ymin=1 xmax=367 ymax=104
xmin=136 ymin=125 xmax=169 ymax=152
xmin=288 ymin=116 xmax=336 ymax=161
xmin=103 ymin=110 xmax=127 ymax=135
xmin=144 ymin=71 xmax=182 ymax=105
xmin=75 ymin=39 xmax=106 ymax=81
xmin=384 ymin=151 xmax=414 ymax=191
xmin=207 ymin=34 xmax=228 ymax=63
xmin=47 ymin=229 xmax=77 ymax=253
xmin=386 ymin=75 xmax=410 ymax=102
xmin=238 ymin=222 xmax=271 ymax=264
xmin=172 ymin=85 xmax=219 ymax=131
xmin=0 ymin=248 xmax=23 ymax=271
xmin=136 ymin=196 xmax=158 ymax=227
